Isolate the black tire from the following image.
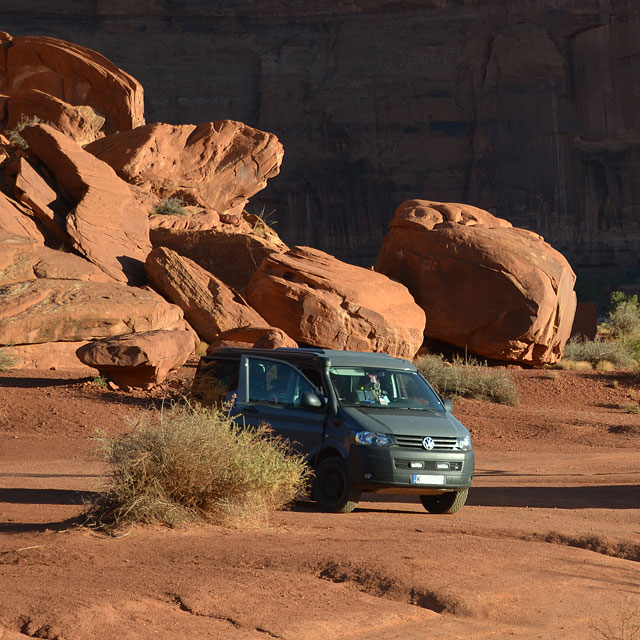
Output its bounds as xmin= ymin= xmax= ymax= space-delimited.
xmin=313 ymin=456 xmax=360 ymax=513
xmin=419 ymin=489 xmax=468 ymax=514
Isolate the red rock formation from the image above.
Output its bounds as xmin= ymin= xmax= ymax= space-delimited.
xmin=7 ymin=89 xmax=106 ymax=144
xmin=376 ymin=200 xmax=577 ymax=365
xmin=0 ymin=32 xmax=144 ymax=134
xmin=0 ymin=231 xmax=112 ymax=285
xmin=21 ymin=123 xmax=151 ymax=284
xmin=76 ymin=329 xmax=198 ymax=387
xmin=145 ymin=247 xmax=266 ymax=343
xmin=0 ymin=278 xmax=186 ymax=346
xmin=85 ymin=121 xmax=283 ymax=215
xmin=247 ymin=246 xmax=425 ymax=358
xmin=150 ymin=226 xmax=287 ymax=293
xmin=206 ymin=326 xmax=298 ymax=351
xmin=0 ymin=190 xmax=43 ymax=242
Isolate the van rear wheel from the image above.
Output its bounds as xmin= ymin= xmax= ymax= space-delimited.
xmin=420 ymin=489 xmax=468 ymax=514
xmin=314 ymin=457 xmax=360 ymax=513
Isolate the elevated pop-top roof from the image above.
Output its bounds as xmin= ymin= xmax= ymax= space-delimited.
xmin=203 ymin=347 xmax=416 ymax=370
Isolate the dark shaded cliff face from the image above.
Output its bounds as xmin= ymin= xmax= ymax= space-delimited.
xmin=3 ymin=1 xmax=640 ymax=292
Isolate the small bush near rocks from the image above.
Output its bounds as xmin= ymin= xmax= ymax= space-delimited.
xmin=84 ymin=403 xmax=309 ymax=532
xmin=6 ymin=114 xmax=49 ymax=149
xmin=0 ymin=347 xmax=15 ymax=370
xmin=562 ymin=337 xmax=636 ymax=370
xmin=150 ymin=197 xmax=188 ymax=216
xmin=605 ymin=291 xmax=640 ymax=338
xmin=415 ymin=354 xmax=519 ymax=406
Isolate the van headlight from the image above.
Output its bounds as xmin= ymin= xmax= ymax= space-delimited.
xmin=457 ymin=435 xmax=472 ymax=451
xmin=355 ymin=431 xmax=393 ymax=446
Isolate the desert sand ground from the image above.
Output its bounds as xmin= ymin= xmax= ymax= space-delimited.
xmin=0 ymin=363 xmax=638 ymax=640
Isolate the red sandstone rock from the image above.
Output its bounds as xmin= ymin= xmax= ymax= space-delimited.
xmin=7 ymin=89 xmax=106 ymax=144
xmin=76 ymin=329 xmax=197 ymax=387
xmin=145 ymin=247 xmax=266 ymax=343
xmin=571 ymin=302 xmax=598 ymax=341
xmin=150 ymin=226 xmax=287 ymax=293
xmin=9 ymin=341 xmax=98 ymax=372
xmin=0 ymin=279 xmax=186 ymax=346
xmin=12 ymin=157 xmax=69 ymax=246
xmin=206 ymin=326 xmax=298 ymax=352
xmin=21 ymin=124 xmax=151 ymax=284
xmin=0 ymin=190 xmax=44 ymax=242
xmin=85 ymin=121 xmax=283 ymax=215
xmin=0 ymin=33 xmax=144 ymax=134
xmin=376 ymin=200 xmax=577 ymax=365
xmin=0 ymin=231 xmax=112 ymax=285
xmin=246 ymin=246 xmax=425 ymax=358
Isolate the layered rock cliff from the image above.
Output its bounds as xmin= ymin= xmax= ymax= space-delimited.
xmin=3 ymin=1 xmax=640 ymax=288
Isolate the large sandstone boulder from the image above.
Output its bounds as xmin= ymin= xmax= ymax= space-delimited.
xmin=376 ymin=200 xmax=577 ymax=365
xmin=246 ymin=246 xmax=426 ymax=358
xmin=0 ymin=33 xmax=144 ymax=135
xmin=6 ymin=89 xmax=106 ymax=145
xmin=85 ymin=121 xmax=283 ymax=215
xmin=0 ymin=279 xmax=186 ymax=346
xmin=20 ymin=123 xmax=151 ymax=284
xmin=76 ymin=329 xmax=198 ymax=388
xmin=145 ymin=247 xmax=266 ymax=343
xmin=0 ymin=231 xmax=112 ymax=285
xmin=150 ymin=226 xmax=287 ymax=293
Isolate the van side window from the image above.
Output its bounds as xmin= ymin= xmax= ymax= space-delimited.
xmin=191 ymin=359 xmax=239 ymax=406
xmin=247 ymin=359 xmax=318 ymax=408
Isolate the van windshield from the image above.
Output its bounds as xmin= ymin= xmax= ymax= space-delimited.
xmin=329 ymin=367 xmax=443 ymax=410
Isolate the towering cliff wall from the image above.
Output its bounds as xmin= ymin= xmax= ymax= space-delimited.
xmin=3 ymin=1 xmax=640 ymax=292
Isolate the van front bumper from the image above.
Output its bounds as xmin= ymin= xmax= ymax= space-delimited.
xmin=350 ymin=445 xmax=474 ymax=494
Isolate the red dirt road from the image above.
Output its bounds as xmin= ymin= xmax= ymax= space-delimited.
xmin=0 ymin=365 xmax=638 ymax=639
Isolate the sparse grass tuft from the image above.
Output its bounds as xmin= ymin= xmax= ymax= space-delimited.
xmin=415 ymin=354 xmax=519 ymax=406
xmin=621 ymin=403 xmax=640 ymax=415
xmin=562 ymin=338 xmax=636 ymax=369
xmin=0 ymin=347 xmax=15 ymax=370
xmin=83 ymin=403 xmax=309 ymax=532
xmin=590 ymin=598 xmax=640 ymax=640
xmin=92 ymin=375 xmax=108 ymax=387
xmin=151 ymin=197 xmax=188 ymax=217
xmin=250 ymin=205 xmax=278 ymax=237
xmin=6 ymin=114 xmax=49 ymax=149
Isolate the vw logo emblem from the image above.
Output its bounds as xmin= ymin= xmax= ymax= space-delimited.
xmin=422 ymin=436 xmax=435 ymax=450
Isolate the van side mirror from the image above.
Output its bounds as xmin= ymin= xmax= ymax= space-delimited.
xmin=442 ymin=398 xmax=454 ymax=413
xmin=300 ymin=391 xmax=323 ymax=408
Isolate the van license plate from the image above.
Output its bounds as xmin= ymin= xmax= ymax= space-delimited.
xmin=411 ymin=474 xmax=445 ymax=485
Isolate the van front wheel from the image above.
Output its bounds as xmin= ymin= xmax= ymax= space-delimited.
xmin=420 ymin=489 xmax=468 ymax=514
xmin=314 ymin=457 xmax=360 ymax=513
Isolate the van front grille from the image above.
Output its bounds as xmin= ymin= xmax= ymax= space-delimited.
xmin=393 ymin=434 xmax=458 ymax=450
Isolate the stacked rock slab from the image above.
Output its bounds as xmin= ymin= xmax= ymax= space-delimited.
xmin=247 ymin=246 xmax=426 ymax=359
xmin=145 ymin=246 xmax=266 ymax=343
xmin=376 ymin=200 xmax=577 ymax=365
xmin=21 ymin=124 xmax=151 ymax=285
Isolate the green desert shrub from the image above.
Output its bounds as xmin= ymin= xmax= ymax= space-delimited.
xmin=150 ymin=196 xmax=188 ymax=216
xmin=0 ymin=347 xmax=15 ymax=370
xmin=606 ymin=291 xmax=640 ymax=337
xmin=563 ymin=337 xmax=636 ymax=369
xmin=84 ymin=403 xmax=309 ymax=531
xmin=6 ymin=114 xmax=48 ymax=149
xmin=415 ymin=354 xmax=519 ymax=406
